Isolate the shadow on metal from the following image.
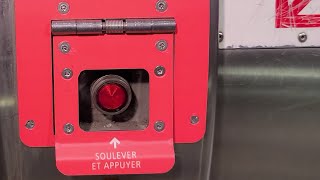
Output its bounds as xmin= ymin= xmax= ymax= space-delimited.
xmin=213 ymin=48 xmax=320 ymax=180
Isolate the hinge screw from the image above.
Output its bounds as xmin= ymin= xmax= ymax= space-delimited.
xmin=63 ymin=123 xmax=74 ymax=134
xmin=298 ymin=32 xmax=307 ymax=43
xmin=59 ymin=41 xmax=71 ymax=54
xmin=25 ymin=120 xmax=35 ymax=129
xmin=156 ymin=40 xmax=168 ymax=51
xmin=156 ymin=0 xmax=168 ymax=12
xmin=58 ymin=2 xmax=70 ymax=14
xmin=154 ymin=66 xmax=166 ymax=77
xmin=218 ymin=31 xmax=224 ymax=43
xmin=62 ymin=68 xmax=73 ymax=79
xmin=190 ymin=115 xmax=200 ymax=124
xmin=154 ymin=121 xmax=165 ymax=132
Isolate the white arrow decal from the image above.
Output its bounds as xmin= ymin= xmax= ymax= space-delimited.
xmin=109 ymin=137 xmax=120 ymax=149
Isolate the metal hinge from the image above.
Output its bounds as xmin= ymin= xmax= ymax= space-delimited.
xmin=51 ymin=18 xmax=176 ymax=35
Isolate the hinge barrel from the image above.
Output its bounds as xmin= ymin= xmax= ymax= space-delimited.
xmin=51 ymin=18 xmax=176 ymax=35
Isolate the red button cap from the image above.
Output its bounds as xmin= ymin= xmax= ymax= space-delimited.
xmin=97 ymin=83 xmax=128 ymax=111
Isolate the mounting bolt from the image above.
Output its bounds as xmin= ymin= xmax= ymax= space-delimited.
xmin=190 ymin=115 xmax=200 ymax=124
xmin=59 ymin=41 xmax=71 ymax=54
xmin=156 ymin=40 xmax=168 ymax=51
xmin=218 ymin=31 xmax=224 ymax=43
xmin=156 ymin=0 xmax=168 ymax=12
xmin=298 ymin=32 xmax=307 ymax=43
xmin=154 ymin=121 xmax=165 ymax=132
xmin=62 ymin=68 xmax=73 ymax=79
xmin=154 ymin=66 xmax=166 ymax=77
xmin=58 ymin=2 xmax=70 ymax=14
xmin=63 ymin=123 xmax=74 ymax=134
xmin=25 ymin=120 xmax=35 ymax=129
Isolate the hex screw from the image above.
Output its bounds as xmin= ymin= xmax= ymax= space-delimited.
xmin=63 ymin=123 xmax=74 ymax=134
xmin=298 ymin=32 xmax=307 ymax=43
xmin=154 ymin=66 xmax=166 ymax=77
xmin=58 ymin=2 xmax=70 ymax=14
xmin=59 ymin=41 xmax=71 ymax=54
xmin=190 ymin=115 xmax=199 ymax=124
xmin=25 ymin=120 xmax=35 ymax=129
xmin=156 ymin=0 xmax=168 ymax=12
xmin=62 ymin=68 xmax=73 ymax=79
xmin=154 ymin=121 xmax=165 ymax=132
xmin=156 ymin=40 xmax=168 ymax=51
xmin=218 ymin=31 xmax=224 ymax=43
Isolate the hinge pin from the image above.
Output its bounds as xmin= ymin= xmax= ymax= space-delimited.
xmin=52 ymin=19 xmax=176 ymax=35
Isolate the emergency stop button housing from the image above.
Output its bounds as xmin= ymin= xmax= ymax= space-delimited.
xmin=15 ymin=0 xmax=210 ymax=176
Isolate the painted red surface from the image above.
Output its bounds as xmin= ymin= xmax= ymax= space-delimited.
xmin=276 ymin=0 xmax=320 ymax=28
xmin=53 ymin=35 xmax=174 ymax=175
xmin=16 ymin=0 xmax=210 ymax=148
xmin=16 ymin=0 xmax=209 ymax=175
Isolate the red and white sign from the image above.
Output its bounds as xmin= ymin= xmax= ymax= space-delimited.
xmin=219 ymin=0 xmax=320 ymax=48
xmin=53 ymin=35 xmax=175 ymax=175
xmin=276 ymin=0 xmax=320 ymax=28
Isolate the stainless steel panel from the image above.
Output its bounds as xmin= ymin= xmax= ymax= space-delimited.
xmin=0 ymin=0 xmax=218 ymax=179
xmin=213 ymin=49 xmax=320 ymax=180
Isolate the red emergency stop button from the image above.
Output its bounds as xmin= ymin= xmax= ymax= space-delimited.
xmin=91 ymin=75 xmax=132 ymax=115
xmin=97 ymin=84 xmax=127 ymax=110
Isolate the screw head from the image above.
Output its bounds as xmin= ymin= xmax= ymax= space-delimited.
xmin=62 ymin=68 xmax=73 ymax=79
xmin=191 ymin=115 xmax=200 ymax=124
xmin=156 ymin=0 xmax=168 ymax=12
xmin=218 ymin=31 xmax=224 ymax=43
xmin=154 ymin=66 xmax=166 ymax=77
xmin=156 ymin=40 xmax=168 ymax=51
xmin=63 ymin=123 xmax=74 ymax=134
xmin=298 ymin=32 xmax=307 ymax=43
xmin=25 ymin=120 xmax=35 ymax=129
xmin=154 ymin=121 xmax=165 ymax=132
xmin=58 ymin=2 xmax=70 ymax=14
xmin=59 ymin=41 xmax=70 ymax=54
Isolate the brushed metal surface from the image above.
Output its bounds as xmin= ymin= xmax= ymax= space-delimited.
xmin=0 ymin=0 xmax=217 ymax=179
xmin=213 ymin=49 xmax=320 ymax=180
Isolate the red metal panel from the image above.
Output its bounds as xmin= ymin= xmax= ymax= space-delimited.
xmin=16 ymin=1 xmax=56 ymax=146
xmin=53 ymin=35 xmax=175 ymax=175
xmin=16 ymin=0 xmax=210 ymax=146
